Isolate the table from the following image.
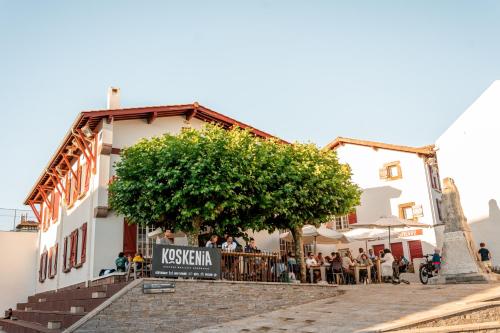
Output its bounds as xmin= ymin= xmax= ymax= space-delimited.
xmin=308 ymin=265 xmax=327 ymax=283
xmin=353 ymin=264 xmax=371 ymax=284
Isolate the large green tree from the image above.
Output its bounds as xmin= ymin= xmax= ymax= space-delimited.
xmin=109 ymin=124 xmax=360 ymax=284
xmin=109 ymin=124 xmax=271 ymax=245
xmin=260 ymin=142 xmax=361 ymax=282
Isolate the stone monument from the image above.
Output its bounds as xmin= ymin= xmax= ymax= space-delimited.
xmin=433 ymin=178 xmax=496 ymax=283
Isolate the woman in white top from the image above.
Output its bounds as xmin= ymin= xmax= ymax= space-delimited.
xmin=380 ymin=249 xmax=394 ymax=278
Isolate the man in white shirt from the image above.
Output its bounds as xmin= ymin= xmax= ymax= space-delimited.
xmin=305 ymin=252 xmax=318 ymax=267
xmin=221 ymin=236 xmax=237 ymax=251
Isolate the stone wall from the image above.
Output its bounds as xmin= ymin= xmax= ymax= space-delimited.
xmin=401 ymin=304 xmax=500 ymax=329
xmin=73 ymin=279 xmax=339 ymax=333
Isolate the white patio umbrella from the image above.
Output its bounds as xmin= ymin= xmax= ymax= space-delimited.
xmin=349 ymin=216 xmax=430 ymax=246
xmin=343 ymin=227 xmax=399 ymax=252
xmin=280 ymin=224 xmax=349 ymax=253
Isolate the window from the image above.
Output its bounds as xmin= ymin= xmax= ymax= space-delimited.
xmin=379 ymin=161 xmax=402 ymax=181
xmin=48 ymin=244 xmax=58 ymax=279
xmin=334 ymin=215 xmax=350 ymax=231
xmin=428 ymin=164 xmax=441 ymax=191
xmin=436 ymin=199 xmax=443 ymax=222
xmin=137 ymin=225 xmax=157 ymax=258
xmin=39 ymin=251 xmax=48 ymax=283
xmin=399 ymin=202 xmax=416 ymax=221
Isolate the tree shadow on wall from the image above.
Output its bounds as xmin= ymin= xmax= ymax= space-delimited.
xmin=357 ymin=186 xmax=402 ymax=223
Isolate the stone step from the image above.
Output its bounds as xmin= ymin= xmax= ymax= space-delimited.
xmin=390 ymin=321 xmax=500 ymax=332
xmin=17 ymin=298 xmax=105 ymax=312
xmin=11 ymin=310 xmax=85 ymax=329
xmin=0 ymin=319 xmax=62 ymax=333
xmin=27 ymin=282 xmax=126 ymax=303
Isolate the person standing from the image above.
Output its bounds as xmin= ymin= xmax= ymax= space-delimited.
xmin=478 ymin=242 xmax=492 ymax=273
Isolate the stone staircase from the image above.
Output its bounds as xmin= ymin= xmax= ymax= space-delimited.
xmin=0 ymin=282 xmax=128 ymax=333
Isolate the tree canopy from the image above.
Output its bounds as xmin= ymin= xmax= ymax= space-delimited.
xmin=109 ymin=123 xmax=361 ymax=279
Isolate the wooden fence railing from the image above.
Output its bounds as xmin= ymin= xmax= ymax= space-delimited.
xmin=220 ymin=250 xmax=287 ymax=282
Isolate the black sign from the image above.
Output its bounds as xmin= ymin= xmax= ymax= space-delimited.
xmin=143 ymin=282 xmax=176 ymax=294
xmin=152 ymin=244 xmax=221 ymax=279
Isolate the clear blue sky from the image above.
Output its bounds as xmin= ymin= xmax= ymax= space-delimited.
xmin=1 ymin=1 xmax=500 ymax=210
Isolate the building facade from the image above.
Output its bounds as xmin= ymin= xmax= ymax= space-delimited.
xmin=24 ymin=88 xmax=280 ymax=293
xmin=326 ymin=137 xmax=443 ymax=261
xmin=436 ymin=81 xmax=500 ymax=267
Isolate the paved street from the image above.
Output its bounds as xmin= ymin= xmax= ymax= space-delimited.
xmin=193 ymin=283 xmax=500 ymax=333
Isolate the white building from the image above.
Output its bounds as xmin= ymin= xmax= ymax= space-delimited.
xmin=24 ymin=88 xmax=281 ymax=293
xmin=325 ymin=137 xmax=443 ymax=261
xmin=436 ymin=80 xmax=500 ymax=267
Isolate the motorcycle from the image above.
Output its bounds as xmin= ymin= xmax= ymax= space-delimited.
xmin=419 ymin=254 xmax=438 ymax=284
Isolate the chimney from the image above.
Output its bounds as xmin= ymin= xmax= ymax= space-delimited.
xmin=107 ymin=87 xmax=121 ymax=109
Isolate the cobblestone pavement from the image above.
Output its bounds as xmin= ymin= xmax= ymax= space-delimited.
xmin=192 ymin=283 xmax=500 ymax=333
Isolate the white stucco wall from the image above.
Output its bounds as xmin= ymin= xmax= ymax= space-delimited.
xmin=436 ymin=80 xmax=500 ymax=267
xmin=0 ymin=231 xmax=38 ymax=311
xmin=334 ymin=144 xmax=440 ymax=260
xmin=112 ymin=116 xmax=205 ymax=149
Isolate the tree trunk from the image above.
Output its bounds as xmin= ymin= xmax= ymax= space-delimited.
xmin=187 ymin=217 xmax=202 ymax=247
xmin=291 ymin=225 xmax=306 ymax=283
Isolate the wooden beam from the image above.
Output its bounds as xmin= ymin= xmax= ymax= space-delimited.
xmin=73 ymin=132 xmax=94 ymax=170
xmin=48 ymin=173 xmax=64 ymax=198
xmin=62 ymin=155 xmax=78 ymax=180
xmin=28 ymin=200 xmax=42 ymax=223
xmin=106 ymin=115 xmax=113 ymax=124
xmin=38 ymin=186 xmax=52 ymax=209
xmin=147 ymin=111 xmax=158 ymax=124
xmin=186 ymin=107 xmax=198 ymax=121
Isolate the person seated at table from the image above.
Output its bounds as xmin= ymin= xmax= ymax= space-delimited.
xmin=380 ymin=249 xmax=395 ymax=282
xmin=342 ymin=252 xmax=355 ymax=283
xmin=132 ymin=252 xmax=144 ymax=270
xmin=368 ymin=248 xmax=377 ymax=261
xmin=356 ymin=248 xmax=366 ymax=262
xmin=316 ymin=252 xmax=325 ymax=265
xmin=305 ymin=252 xmax=320 ymax=283
xmin=115 ymin=252 xmax=128 ymax=272
xmin=358 ymin=253 xmax=373 ymax=283
xmin=399 ymin=255 xmax=409 ymax=273
xmin=205 ymin=235 xmax=218 ymax=248
xmin=222 ymin=236 xmax=237 ymax=251
xmin=245 ymin=238 xmax=260 ymax=253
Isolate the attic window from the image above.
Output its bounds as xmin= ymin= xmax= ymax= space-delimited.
xmin=379 ymin=161 xmax=402 ymax=180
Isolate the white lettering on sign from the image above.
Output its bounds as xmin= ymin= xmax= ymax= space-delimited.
xmin=161 ymin=248 xmax=213 ymax=266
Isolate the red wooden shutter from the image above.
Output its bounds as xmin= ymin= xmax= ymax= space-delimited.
xmin=39 ymin=254 xmax=44 ymax=282
xmin=48 ymin=248 xmax=53 ymax=278
xmin=408 ymin=240 xmax=423 ymax=261
xmin=84 ymin=163 xmax=91 ymax=192
xmin=52 ymin=192 xmax=60 ymax=222
xmin=390 ymin=242 xmax=404 ymax=260
xmin=63 ymin=236 xmax=68 ymax=272
xmin=372 ymin=244 xmax=385 ymax=257
xmin=64 ymin=174 xmax=70 ymax=205
xmin=123 ymin=220 xmax=137 ymax=257
xmin=70 ymin=229 xmax=79 ymax=268
xmin=81 ymin=223 xmax=87 ymax=264
xmin=428 ymin=165 xmax=436 ymax=189
xmin=53 ymin=243 xmax=58 ymax=275
xmin=348 ymin=211 xmax=357 ymax=224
